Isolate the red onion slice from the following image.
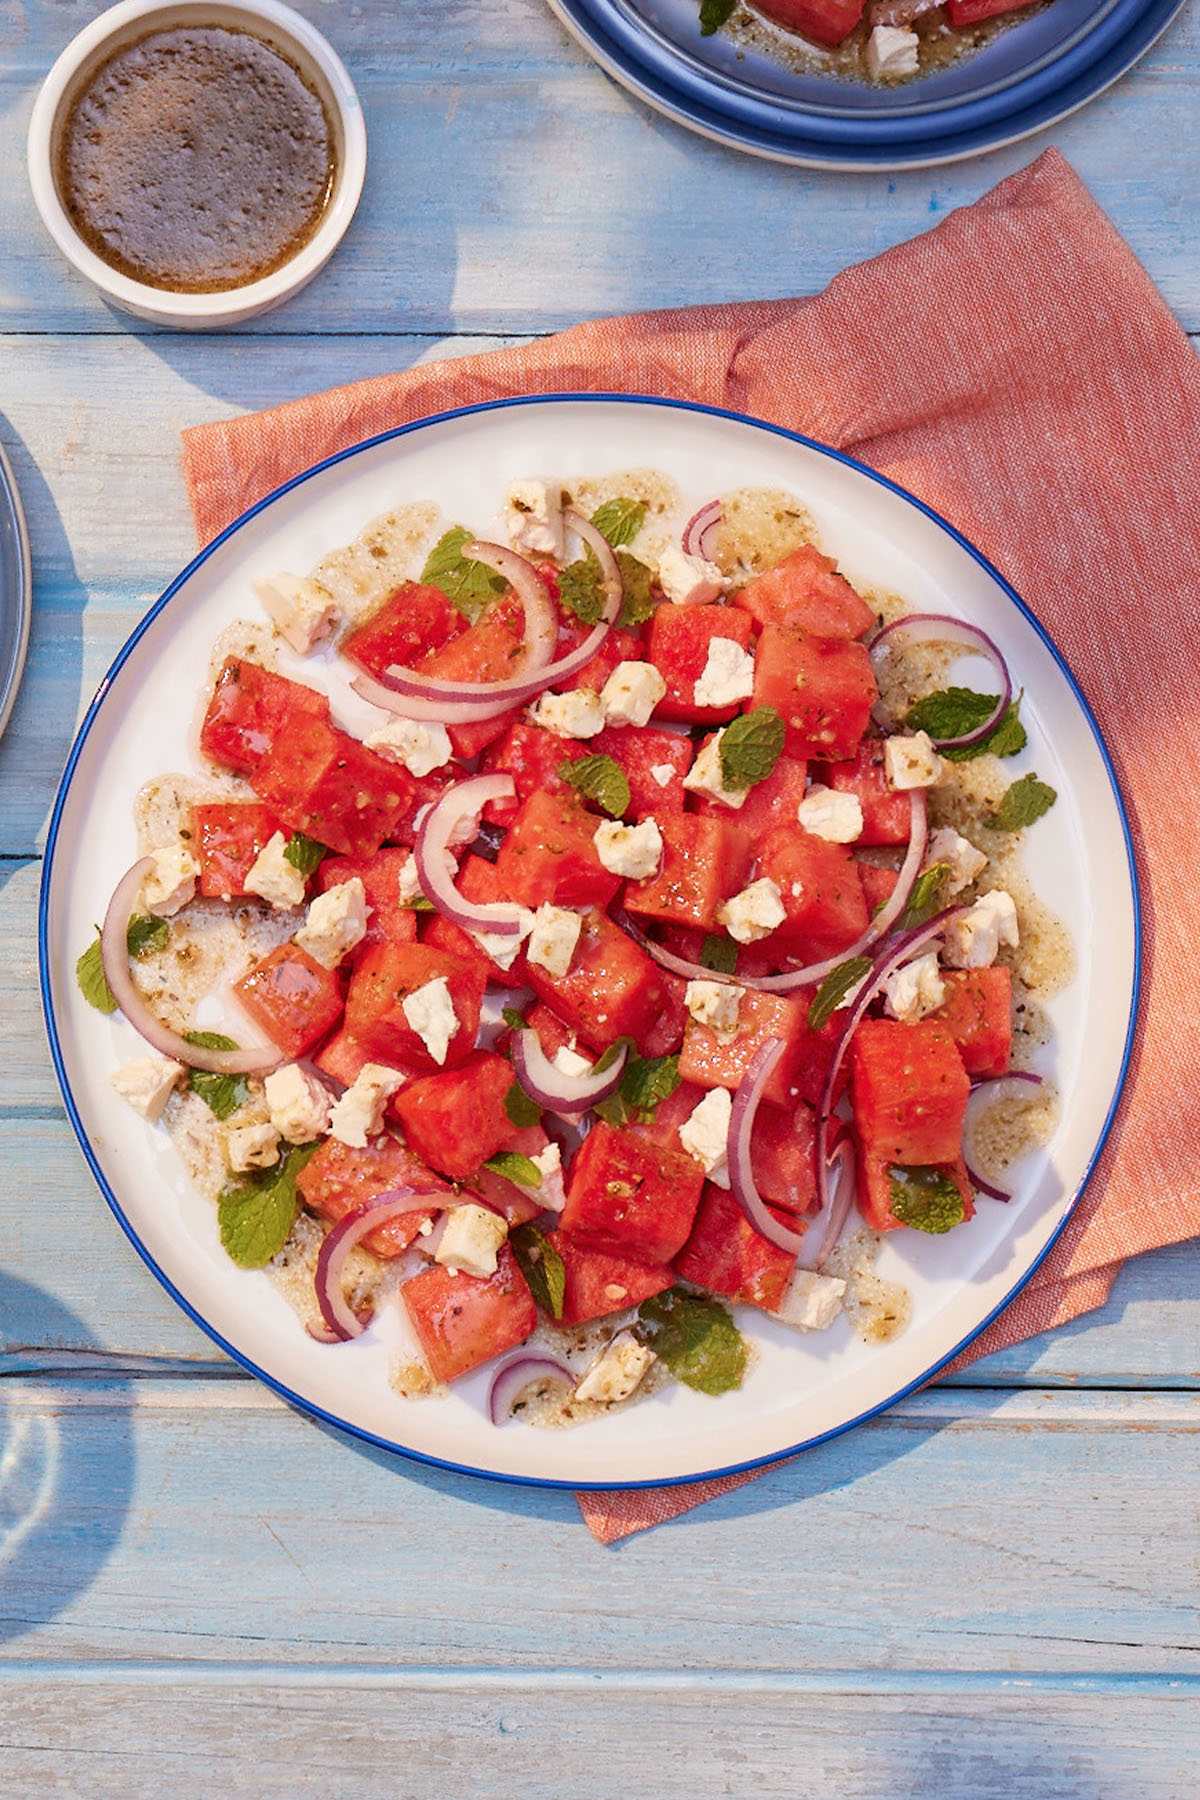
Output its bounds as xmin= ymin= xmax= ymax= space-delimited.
xmin=727 ymin=1038 xmax=816 ymax=1256
xmin=100 ymin=858 xmax=282 ymax=1074
xmin=511 ymin=1029 xmax=626 ymax=1115
xmin=414 ymin=774 xmax=524 ymax=937
xmin=378 ymin=540 xmax=558 ymax=712
xmin=620 ymin=790 xmax=927 ymax=994
xmin=353 ymin=516 xmax=623 ymax=723
xmin=488 ymin=1354 xmax=573 ymax=1425
xmin=964 ymin=1071 xmax=1045 ymax=1203
xmin=682 ymin=499 xmax=722 ymax=562
xmin=315 ymin=1188 xmax=449 ymax=1342
xmin=808 ymin=1134 xmax=857 ymax=1270
xmin=870 ymin=613 xmax=1013 ymax=749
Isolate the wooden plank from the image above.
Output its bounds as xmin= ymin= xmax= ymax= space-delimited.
xmin=1 ymin=1380 xmax=1196 ymax=1671
xmin=3 ymin=3 xmax=1199 ymax=335
xmin=0 ymin=1671 xmax=1195 ymax=1799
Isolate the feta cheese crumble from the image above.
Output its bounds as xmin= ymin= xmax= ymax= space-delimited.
xmin=435 ymin=1202 xmax=509 ymax=1279
xmin=718 ymin=876 xmax=786 ymax=944
xmin=553 ymin=1045 xmax=594 ymax=1079
xmin=797 ymin=784 xmax=863 ymax=844
xmin=526 ymin=904 xmax=583 ymax=978
xmin=329 ymin=1063 xmax=405 ymax=1149
xmin=682 ymin=730 xmax=747 ymax=810
xmin=600 ymin=659 xmax=666 ymax=728
xmin=530 ymin=688 xmax=606 ymax=740
xmin=649 ymin=762 xmax=676 ymax=789
xmin=244 ymin=832 xmax=307 ymax=911
xmin=364 ymin=717 xmax=452 ymax=777
xmin=678 ymin=1086 xmax=733 ymax=1187
xmin=504 ymin=478 xmax=565 ymax=561
xmin=884 ymin=731 xmax=943 ymax=791
xmin=468 ymin=905 xmax=536 ymax=973
xmin=110 ymin=1055 xmax=184 ymax=1123
xmin=294 ymin=878 xmax=369 ymax=969
xmin=772 ymin=1269 xmax=846 ymax=1332
xmin=693 ymin=636 xmax=755 ymax=710
xmin=574 ymin=1330 xmax=656 ymax=1405
xmin=657 ymin=543 xmax=726 ymax=607
xmin=926 ymin=826 xmax=988 ymax=897
xmin=685 ymin=979 xmax=744 ymax=1036
xmin=593 ymin=817 xmax=663 ymax=880
xmin=883 ymin=950 xmax=946 ymax=1024
xmin=402 ymin=976 xmax=460 ymax=1066
xmin=866 ymin=24 xmax=920 ymax=82
xmin=943 ymin=889 xmax=1020 ymax=969
xmin=254 ymin=572 xmax=339 ymax=655
xmin=226 ymin=1121 xmax=281 ymax=1172
xmin=141 ymin=844 xmax=200 ymax=916
xmin=264 ymin=1064 xmax=333 ymax=1143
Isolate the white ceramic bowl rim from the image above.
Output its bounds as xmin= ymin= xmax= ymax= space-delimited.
xmin=37 ymin=394 xmax=1142 ymax=1492
xmin=25 ymin=0 xmax=366 ymax=323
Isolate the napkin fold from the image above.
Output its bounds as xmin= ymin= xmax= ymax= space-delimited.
xmin=182 ymin=149 xmax=1200 ymax=1545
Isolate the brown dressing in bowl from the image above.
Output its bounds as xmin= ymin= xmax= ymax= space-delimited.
xmin=56 ymin=24 xmax=336 ymax=294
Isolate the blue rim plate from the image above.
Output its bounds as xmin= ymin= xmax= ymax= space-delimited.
xmin=0 ymin=442 xmax=32 ymax=745
xmin=583 ymin=0 xmax=1149 ymax=141
xmin=39 ymin=394 xmax=1139 ymax=1491
xmin=549 ymin=0 xmax=1186 ymax=167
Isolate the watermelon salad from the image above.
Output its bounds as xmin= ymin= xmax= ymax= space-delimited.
xmin=704 ymin=2 xmax=1048 ymax=88
xmin=81 ymin=475 xmax=1060 ymax=1422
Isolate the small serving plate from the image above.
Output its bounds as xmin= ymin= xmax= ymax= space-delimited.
xmin=547 ymin=0 xmax=1186 ymax=167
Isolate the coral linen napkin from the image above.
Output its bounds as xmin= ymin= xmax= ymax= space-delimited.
xmin=182 ymin=150 xmax=1200 ymax=1544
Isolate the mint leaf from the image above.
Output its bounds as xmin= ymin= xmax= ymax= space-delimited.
xmin=807 ymin=955 xmax=872 ymax=1031
xmin=283 ymin=832 xmax=328 ymax=877
xmin=184 ymin=1029 xmax=239 ymax=1052
xmin=699 ymin=0 xmax=737 ymax=34
xmin=484 ymin=1150 xmax=542 ymax=1189
xmin=889 ymin=1165 xmax=966 ymax=1235
xmin=501 ymin=1006 xmax=529 ymax=1032
xmin=219 ymin=1143 xmax=319 ymax=1268
xmin=719 ymin=707 xmax=785 ymax=791
xmin=184 ymin=1030 xmax=248 ymax=1121
xmin=560 ymin=753 xmax=630 ymax=819
xmin=504 ymin=1079 xmax=542 ymax=1129
xmin=905 ymin=687 xmax=1026 ymax=764
xmin=510 ymin=1223 xmax=566 ymax=1320
xmin=76 ymin=935 xmax=117 ymax=1014
xmin=699 ymin=933 xmax=738 ymax=975
xmin=616 ymin=551 xmax=657 ymax=627
xmin=638 ymin=1287 xmax=747 ymax=1395
xmin=422 ymin=526 xmax=508 ymax=619
xmin=901 ymin=863 xmax=948 ymax=929
xmin=591 ymin=497 xmax=647 ymax=548
xmin=593 ymin=1036 xmax=634 ymax=1076
xmin=558 ymin=555 xmax=604 ymax=626
xmin=127 ymin=914 xmax=169 ymax=959
xmin=400 ymin=893 xmax=434 ymax=911
xmin=991 ymin=772 xmax=1057 ymax=832
xmin=621 ymin=1052 xmax=680 ymax=1122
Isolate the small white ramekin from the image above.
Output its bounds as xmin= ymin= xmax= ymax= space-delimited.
xmin=27 ymin=0 xmax=367 ymax=329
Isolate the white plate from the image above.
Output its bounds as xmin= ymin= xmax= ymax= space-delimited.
xmin=39 ymin=396 xmax=1138 ymax=1489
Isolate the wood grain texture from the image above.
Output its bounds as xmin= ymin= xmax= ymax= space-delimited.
xmin=3 ymin=0 xmax=1199 ymax=1789
xmin=1 ymin=1 xmax=1198 ymax=334
xmin=0 ymin=1674 xmax=1196 ymax=1799
xmin=2 ymin=1381 xmax=1197 ymax=1672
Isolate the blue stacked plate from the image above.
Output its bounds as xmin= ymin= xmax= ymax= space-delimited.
xmin=547 ymin=0 xmax=1186 ymax=167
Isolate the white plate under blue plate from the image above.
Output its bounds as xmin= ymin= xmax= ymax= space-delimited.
xmin=40 ymin=396 xmax=1138 ymax=1489
xmin=549 ymin=0 xmax=1186 ymax=167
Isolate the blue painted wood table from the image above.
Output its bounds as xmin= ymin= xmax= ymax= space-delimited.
xmin=1 ymin=2 xmax=1197 ymax=1791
